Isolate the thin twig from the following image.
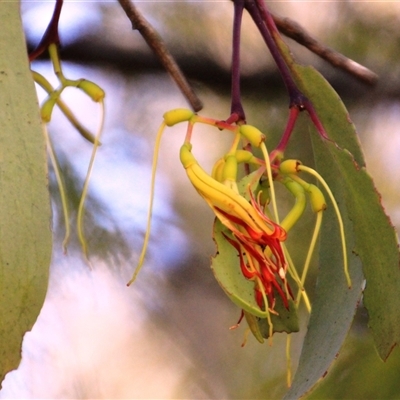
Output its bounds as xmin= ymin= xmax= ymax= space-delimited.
xmin=117 ymin=0 xmax=203 ymax=112
xmin=271 ymin=13 xmax=378 ymax=85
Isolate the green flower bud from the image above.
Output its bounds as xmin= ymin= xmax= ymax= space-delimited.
xmin=222 ymin=155 xmax=238 ymax=182
xmin=307 ymin=184 xmax=327 ymax=213
xmin=41 ymin=96 xmax=57 ymax=123
xmin=163 ymin=108 xmax=194 ymax=127
xmin=279 ymin=159 xmax=302 ymax=175
xmin=179 ymin=143 xmax=195 ymax=168
xmin=234 ymin=149 xmax=257 ymax=164
xmin=239 ymin=125 xmax=266 ymax=147
xmin=77 ymin=79 xmax=105 ymax=102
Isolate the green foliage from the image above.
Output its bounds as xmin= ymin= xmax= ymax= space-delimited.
xmin=296 ymin=64 xmax=400 ymax=360
xmin=307 ymin=333 xmax=400 ymax=400
xmin=284 ymin=63 xmax=400 ymax=398
xmin=0 ymin=1 xmax=52 ymax=386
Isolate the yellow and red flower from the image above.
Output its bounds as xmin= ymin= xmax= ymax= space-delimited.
xmin=180 ymin=142 xmax=291 ymax=315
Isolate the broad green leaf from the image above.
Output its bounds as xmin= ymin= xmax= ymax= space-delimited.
xmin=294 ymin=64 xmax=400 ymax=361
xmin=284 ymin=137 xmax=364 ymax=400
xmin=284 ymin=61 xmax=400 ymax=398
xmin=313 ymin=136 xmax=400 ymax=360
xmin=0 ymin=2 xmax=52 ymax=386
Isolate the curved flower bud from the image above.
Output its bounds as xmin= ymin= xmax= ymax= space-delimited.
xmin=180 ymin=143 xmax=291 ymax=314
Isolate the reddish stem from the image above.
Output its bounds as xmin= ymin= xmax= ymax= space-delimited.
xmin=249 ymin=1 xmax=330 ymax=147
xmin=274 ymin=107 xmax=300 ymax=155
xmin=229 ymin=0 xmax=246 ymax=123
xmin=243 ymin=0 xmax=307 ymax=109
xmin=29 ymin=0 xmax=63 ymax=61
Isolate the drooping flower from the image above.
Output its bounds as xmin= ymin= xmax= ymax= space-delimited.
xmin=180 ymin=142 xmax=291 ymax=315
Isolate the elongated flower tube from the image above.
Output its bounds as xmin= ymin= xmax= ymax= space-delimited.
xmin=180 ymin=142 xmax=290 ymax=315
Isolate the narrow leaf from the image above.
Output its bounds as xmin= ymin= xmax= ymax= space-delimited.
xmin=294 ymin=64 xmax=400 ymax=361
xmin=284 ymin=61 xmax=400 ymax=397
xmin=284 ymin=142 xmax=364 ymax=399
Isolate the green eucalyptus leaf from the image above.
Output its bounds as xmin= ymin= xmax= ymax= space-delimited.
xmin=0 ymin=2 xmax=52 ymax=386
xmin=284 ymin=61 xmax=400 ymax=398
xmin=282 ymin=65 xmax=365 ymax=398
xmin=312 ymin=135 xmax=400 ymax=361
xmin=294 ymin=64 xmax=400 ymax=361
xmin=284 ymin=139 xmax=364 ymax=400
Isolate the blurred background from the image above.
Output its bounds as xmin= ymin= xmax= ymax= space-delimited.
xmin=1 ymin=1 xmax=400 ymax=398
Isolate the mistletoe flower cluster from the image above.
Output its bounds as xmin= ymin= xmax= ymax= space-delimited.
xmin=130 ymin=108 xmax=350 ymax=344
xmin=180 ymin=140 xmax=290 ymax=316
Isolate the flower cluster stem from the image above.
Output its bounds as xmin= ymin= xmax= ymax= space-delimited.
xmin=243 ymin=0 xmax=307 ymax=109
xmin=229 ymin=0 xmax=246 ymax=123
xmin=29 ymin=0 xmax=63 ymax=61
